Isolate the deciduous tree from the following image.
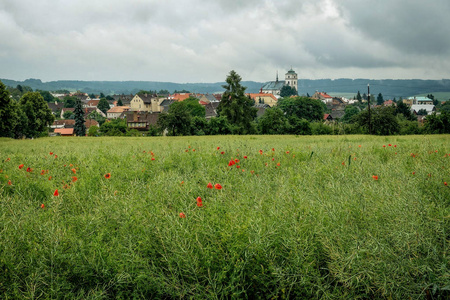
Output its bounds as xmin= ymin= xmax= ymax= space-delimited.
xmin=19 ymin=92 xmax=55 ymax=138
xmin=97 ymin=98 xmax=111 ymax=114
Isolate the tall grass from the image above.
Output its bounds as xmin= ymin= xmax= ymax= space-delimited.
xmin=0 ymin=135 xmax=449 ymax=299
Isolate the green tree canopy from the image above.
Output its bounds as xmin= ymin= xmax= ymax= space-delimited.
xmin=377 ymin=93 xmax=384 ymax=105
xmin=354 ymin=106 xmax=400 ymax=135
xmin=257 ymin=107 xmax=288 ymax=134
xmin=184 ymin=96 xmax=206 ymax=117
xmin=278 ymin=96 xmax=324 ymax=122
xmin=395 ymin=101 xmax=416 ymax=121
xmin=97 ymin=98 xmax=111 ymax=114
xmin=217 ymin=70 xmax=257 ymax=134
xmin=63 ymin=96 xmax=77 ymax=108
xmin=280 ymin=85 xmax=298 ymax=98
xmin=19 ymin=92 xmax=55 ymax=138
xmin=63 ymin=110 xmax=74 ymax=119
xmin=157 ymin=101 xmax=192 ymax=136
xmin=0 ymin=81 xmax=19 ymax=138
xmin=340 ymin=105 xmax=360 ymax=123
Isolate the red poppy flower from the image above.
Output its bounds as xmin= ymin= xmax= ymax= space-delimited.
xmin=41 ymin=203 xmax=45 ymax=209
xmin=26 ymin=167 xmax=32 ymax=172
xmin=342 ymin=162 xmax=345 ymax=165
xmin=286 ymin=151 xmax=290 ymax=154
xmin=383 ymin=145 xmax=386 ymax=148
xmin=243 ymin=156 xmax=247 ymax=159
xmin=185 ymin=149 xmax=189 ymax=152
xmin=235 ymin=159 xmax=239 ymax=163
xmin=358 ymin=145 xmax=361 ymax=147
xmin=259 ymin=150 xmax=263 ymax=154
xmin=221 ymin=151 xmax=224 ymax=155
xmin=217 ymin=147 xmax=220 ymax=150
xmin=48 ymin=176 xmax=52 ymax=180
xmin=277 ymin=162 xmax=281 ymax=166
xmin=196 ymin=197 xmax=203 ymax=207
xmin=49 ymin=152 xmax=53 ymax=155
xmin=272 ymin=148 xmax=275 ymax=151
xmin=372 ymin=175 xmax=378 ymax=180
xmin=412 ymin=172 xmax=415 ymax=175
xmin=40 ymin=170 xmax=45 ymax=175
xmin=179 ymin=212 xmax=186 ymax=218
xmin=7 ymin=180 xmax=12 ymax=186
xmin=236 ymin=165 xmax=241 ymax=168
xmin=19 ymin=164 xmax=24 ymax=169
xmin=394 ymin=145 xmax=397 ymax=147
xmin=251 ymin=170 xmax=255 ymax=174
xmin=207 ymin=182 xmax=213 ymax=189
xmin=214 ymin=183 xmax=222 ymax=190
xmin=151 ymin=157 xmax=155 ymax=161
xmin=72 ymin=176 xmax=78 ymax=183
xmin=228 ymin=160 xmax=235 ymax=166
xmin=444 ymin=182 xmax=448 ymax=186
xmin=5 ymin=157 xmax=10 ymax=162
xmin=192 ymin=149 xmax=196 ymax=152
xmin=53 ymin=189 xmax=59 ymax=196
xmin=54 ymin=155 xmax=58 ymax=158
xmin=71 ymin=168 xmax=76 ymax=174
xmin=388 ymin=144 xmax=392 ymax=146
xmin=104 ymin=173 xmax=111 ymax=179
xmin=180 ymin=181 xmax=184 ymax=185
xmin=272 ymin=158 xmax=275 ymax=161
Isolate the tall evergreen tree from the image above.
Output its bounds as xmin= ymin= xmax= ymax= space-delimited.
xmin=117 ymin=98 xmax=124 ymax=106
xmin=377 ymin=93 xmax=384 ymax=105
xmin=356 ymin=91 xmax=362 ymax=102
xmin=73 ymin=99 xmax=86 ymax=136
xmin=217 ymin=70 xmax=257 ymax=134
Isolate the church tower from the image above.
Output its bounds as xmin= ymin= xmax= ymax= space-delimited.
xmin=285 ymin=68 xmax=298 ymax=91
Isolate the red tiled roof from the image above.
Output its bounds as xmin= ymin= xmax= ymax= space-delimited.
xmin=172 ymin=93 xmax=191 ymax=101
xmin=54 ymin=128 xmax=74 ymax=135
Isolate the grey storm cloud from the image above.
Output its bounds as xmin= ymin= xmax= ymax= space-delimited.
xmin=1 ymin=0 xmax=449 ymax=82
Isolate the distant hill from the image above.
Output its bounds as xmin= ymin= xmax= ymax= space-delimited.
xmin=2 ymin=78 xmax=450 ymax=100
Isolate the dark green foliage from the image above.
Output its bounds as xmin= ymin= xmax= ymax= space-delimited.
xmin=423 ymin=112 xmax=450 ymax=133
xmin=207 ymin=116 xmax=232 ymax=135
xmin=97 ymin=98 xmax=111 ymax=114
xmin=356 ymin=91 xmax=362 ymax=102
xmin=117 ymin=98 xmax=123 ymax=106
xmin=355 ymin=106 xmax=400 ymax=135
xmin=0 ymin=81 xmax=19 ymax=138
xmin=191 ymin=116 xmax=207 ymax=135
xmin=278 ymin=96 xmax=324 ymax=122
xmin=395 ymin=101 xmax=416 ymax=121
xmin=157 ymin=101 xmax=192 ymax=136
xmin=341 ymin=105 xmax=360 ymax=123
xmin=63 ymin=96 xmax=77 ymax=108
xmin=417 ymin=108 xmax=428 ymax=115
xmin=280 ymin=85 xmax=298 ymax=97
xmin=38 ymin=90 xmax=56 ymax=102
xmin=184 ymin=96 xmax=206 ymax=117
xmin=217 ymin=70 xmax=257 ymax=134
xmin=287 ymin=116 xmax=312 ymax=135
xmin=377 ymin=93 xmax=384 ymax=105
xmin=99 ymin=119 xmax=127 ymax=136
xmin=19 ymin=92 xmax=55 ymax=138
xmin=311 ymin=122 xmax=333 ymax=135
xmin=257 ymin=107 xmax=288 ymax=134
xmin=105 ymin=95 xmax=114 ymax=101
xmin=63 ymin=110 xmax=74 ymax=119
xmin=73 ymin=100 xmax=86 ymax=136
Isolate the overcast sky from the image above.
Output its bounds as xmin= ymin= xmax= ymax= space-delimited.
xmin=1 ymin=0 xmax=450 ymax=83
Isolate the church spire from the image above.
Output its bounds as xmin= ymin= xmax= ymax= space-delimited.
xmin=276 ymin=70 xmax=279 ymax=83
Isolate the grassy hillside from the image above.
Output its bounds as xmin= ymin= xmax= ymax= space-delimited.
xmin=0 ymin=135 xmax=449 ymax=298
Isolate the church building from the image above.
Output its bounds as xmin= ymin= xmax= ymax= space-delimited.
xmin=261 ymin=68 xmax=298 ymax=96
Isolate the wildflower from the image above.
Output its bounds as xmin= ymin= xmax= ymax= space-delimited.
xmin=217 ymin=147 xmax=220 ymax=150
xmin=412 ymin=172 xmax=415 ymax=175
xmin=180 ymin=181 xmax=184 ymax=185
xmin=151 ymin=157 xmax=155 ymax=161
xmin=196 ymin=197 xmax=203 ymax=207
xmin=383 ymin=145 xmax=386 ymax=148
xmin=444 ymin=182 xmax=447 ymax=186
xmin=72 ymin=176 xmax=78 ymax=183
xmin=236 ymin=165 xmax=241 ymax=168
xmin=251 ymin=170 xmax=255 ymax=174
xmin=71 ymin=168 xmax=76 ymax=174
xmin=26 ymin=167 xmax=32 ymax=172
xmin=358 ymin=145 xmax=361 ymax=147
xmin=7 ymin=180 xmax=12 ymax=185
xmin=228 ymin=160 xmax=236 ymax=166
xmin=41 ymin=204 xmax=45 ymax=209
xmin=54 ymin=155 xmax=58 ymax=158
xmin=207 ymin=182 xmax=213 ymax=189
xmin=243 ymin=156 xmax=247 ymax=159
xmin=19 ymin=164 xmax=24 ymax=169
xmin=286 ymin=151 xmax=290 ymax=154
xmin=277 ymin=162 xmax=281 ymax=166
xmin=49 ymin=152 xmax=53 ymax=155
xmin=185 ymin=149 xmax=189 ymax=152
xmin=272 ymin=158 xmax=275 ymax=161
xmin=235 ymin=159 xmax=239 ymax=163
xmin=53 ymin=189 xmax=59 ymax=196
xmin=179 ymin=212 xmax=186 ymax=218
xmin=214 ymin=183 xmax=222 ymax=190
xmin=394 ymin=145 xmax=397 ymax=147
xmin=388 ymin=144 xmax=392 ymax=146
xmin=259 ymin=150 xmax=263 ymax=154
xmin=5 ymin=157 xmax=10 ymax=162
xmin=272 ymin=148 xmax=275 ymax=151
xmin=221 ymin=151 xmax=224 ymax=155
xmin=192 ymin=149 xmax=196 ymax=152
xmin=48 ymin=176 xmax=52 ymax=180
xmin=104 ymin=173 xmax=111 ymax=179
xmin=40 ymin=170 xmax=45 ymax=175
xmin=342 ymin=162 xmax=345 ymax=165
xmin=372 ymin=175 xmax=378 ymax=180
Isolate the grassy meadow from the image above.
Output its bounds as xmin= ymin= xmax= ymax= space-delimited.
xmin=0 ymin=135 xmax=449 ymax=299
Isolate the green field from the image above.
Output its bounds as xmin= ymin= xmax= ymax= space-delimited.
xmin=1 ymin=135 xmax=449 ymax=299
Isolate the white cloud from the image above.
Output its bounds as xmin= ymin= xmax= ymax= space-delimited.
xmin=1 ymin=0 xmax=449 ymax=82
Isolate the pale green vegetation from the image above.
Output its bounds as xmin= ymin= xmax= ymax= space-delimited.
xmin=0 ymin=135 xmax=449 ymax=299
